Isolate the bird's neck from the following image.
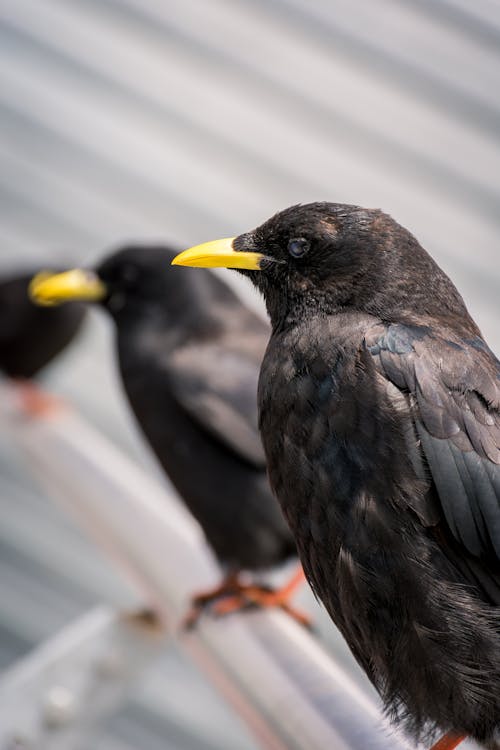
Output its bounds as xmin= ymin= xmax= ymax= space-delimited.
xmin=263 ymin=274 xmax=480 ymax=340
xmin=264 ymin=286 xmax=354 ymax=333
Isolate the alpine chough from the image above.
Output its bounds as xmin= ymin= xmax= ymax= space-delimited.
xmin=30 ymin=246 xmax=305 ymax=624
xmin=172 ymin=203 xmax=500 ymax=749
xmin=0 ymin=269 xmax=86 ymax=412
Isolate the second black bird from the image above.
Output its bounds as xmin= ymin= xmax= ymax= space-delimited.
xmin=30 ymin=246 xmax=304 ymax=621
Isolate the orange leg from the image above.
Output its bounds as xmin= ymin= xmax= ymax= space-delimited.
xmin=243 ymin=565 xmax=306 ymax=607
xmin=190 ymin=571 xmax=242 ymax=607
xmin=184 ymin=566 xmax=310 ymax=629
xmin=183 ymin=571 xmax=246 ymax=629
xmin=210 ymin=590 xmax=311 ymax=629
xmin=236 ymin=565 xmax=310 ymax=626
xmin=429 ymin=732 xmax=467 ymax=750
xmin=13 ymin=379 xmax=64 ymax=416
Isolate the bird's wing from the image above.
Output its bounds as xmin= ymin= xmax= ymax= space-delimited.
xmin=365 ymin=322 xmax=500 ymax=566
xmin=167 ymin=343 xmax=266 ymax=468
xmin=0 ymin=278 xmax=24 ymax=341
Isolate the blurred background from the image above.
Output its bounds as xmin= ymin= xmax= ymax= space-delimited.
xmin=0 ymin=0 xmax=499 ymax=747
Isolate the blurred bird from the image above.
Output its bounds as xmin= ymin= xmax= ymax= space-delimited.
xmin=29 ymin=246 xmax=305 ymax=624
xmin=172 ymin=204 xmax=500 ymax=750
xmin=0 ymin=269 xmax=86 ymax=412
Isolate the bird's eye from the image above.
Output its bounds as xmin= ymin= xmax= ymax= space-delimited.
xmin=288 ymin=238 xmax=310 ymax=259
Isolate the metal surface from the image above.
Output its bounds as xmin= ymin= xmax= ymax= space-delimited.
xmin=0 ymin=606 xmax=167 ymax=749
xmin=0 ymin=384 xmax=413 ymax=750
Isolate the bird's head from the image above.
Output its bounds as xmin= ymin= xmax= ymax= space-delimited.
xmin=172 ymin=202 xmax=470 ymax=329
xmin=29 ymin=245 xmax=214 ymax=325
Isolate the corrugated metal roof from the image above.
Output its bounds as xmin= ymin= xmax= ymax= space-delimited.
xmin=0 ymin=1 xmax=498 ymax=746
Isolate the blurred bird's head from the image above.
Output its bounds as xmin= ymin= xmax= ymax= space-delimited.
xmin=29 ymin=245 xmax=223 ymax=326
xmin=173 ymin=202 xmax=469 ymax=329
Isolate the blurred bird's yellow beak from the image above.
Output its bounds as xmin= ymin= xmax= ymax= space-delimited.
xmin=29 ymin=269 xmax=107 ymax=307
xmin=171 ymin=238 xmax=263 ymax=270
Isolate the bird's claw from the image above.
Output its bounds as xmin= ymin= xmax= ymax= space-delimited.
xmin=182 ymin=584 xmax=312 ymax=631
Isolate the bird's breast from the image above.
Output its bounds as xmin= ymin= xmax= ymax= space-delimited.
xmin=259 ymin=338 xmax=352 ymax=522
xmin=258 ymin=326 xmax=406 ymax=572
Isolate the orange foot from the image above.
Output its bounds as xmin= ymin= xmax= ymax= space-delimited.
xmin=429 ymin=732 xmax=467 ymax=750
xmin=13 ymin=380 xmax=64 ymax=417
xmin=184 ymin=566 xmax=311 ymax=630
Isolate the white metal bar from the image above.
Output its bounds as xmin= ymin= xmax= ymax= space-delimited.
xmin=1 ymin=384 xmax=414 ymax=750
xmin=0 ymin=605 xmax=167 ymax=748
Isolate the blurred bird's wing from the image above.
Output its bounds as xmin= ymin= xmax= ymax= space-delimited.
xmin=0 ymin=278 xmax=24 ymax=340
xmin=167 ymin=344 xmax=266 ymax=468
xmin=366 ymin=323 xmax=500 ymax=573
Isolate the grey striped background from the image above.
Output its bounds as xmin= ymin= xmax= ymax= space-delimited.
xmin=0 ymin=1 xmax=498 ymax=747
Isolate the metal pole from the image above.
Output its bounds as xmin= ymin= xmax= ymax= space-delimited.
xmin=0 ymin=606 xmax=167 ymax=748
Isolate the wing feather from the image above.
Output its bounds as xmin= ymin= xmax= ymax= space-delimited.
xmin=366 ymin=323 xmax=500 ymax=569
xmin=167 ymin=344 xmax=266 ymax=468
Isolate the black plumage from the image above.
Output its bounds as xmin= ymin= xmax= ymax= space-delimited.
xmin=31 ymin=247 xmax=297 ymax=587
xmin=174 ymin=204 xmax=500 ymax=748
xmin=97 ymin=246 xmax=295 ymax=573
xmin=0 ymin=270 xmax=85 ymax=378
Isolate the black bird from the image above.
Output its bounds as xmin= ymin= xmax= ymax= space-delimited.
xmin=173 ymin=204 xmax=500 ymax=750
xmin=30 ymin=246 xmax=305 ymax=623
xmin=0 ymin=269 xmax=86 ymax=412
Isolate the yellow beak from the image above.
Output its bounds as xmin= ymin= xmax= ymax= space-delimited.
xmin=29 ymin=269 xmax=107 ymax=307
xmin=171 ymin=238 xmax=263 ymax=270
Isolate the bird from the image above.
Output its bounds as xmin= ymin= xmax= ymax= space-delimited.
xmin=172 ymin=203 xmax=500 ymax=750
xmin=29 ymin=246 xmax=306 ymax=624
xmin=0 ymin=268 xmax=86 ymax=412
